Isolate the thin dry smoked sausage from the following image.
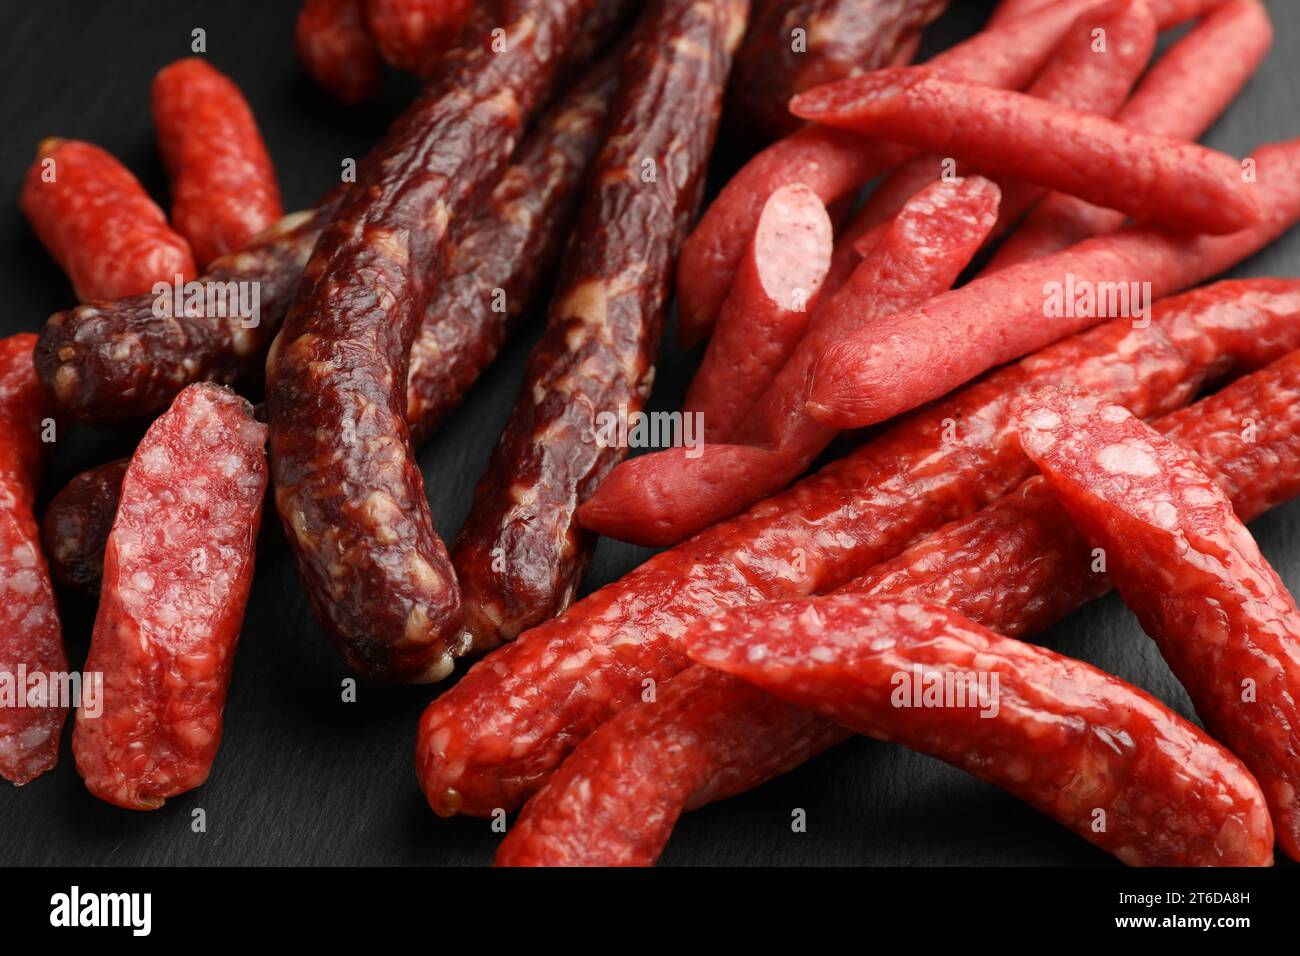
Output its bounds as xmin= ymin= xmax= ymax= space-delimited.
xmin=447 ymin=0 xmax=748 ymax=654
xmin=579 ymin=176 xmax=1000 ymax=546
xmin=790 ymin=68 xmax=1260 ymax=236
xmin=267 ymin=0 xmax=598 ymax=683
xmin=152 ymin=58 xmax=283 ymax=268
xmin=985 ymin=0 xmax=1274 ymax=272
xmin=674 ymin=0 xmax=1099 ymax=347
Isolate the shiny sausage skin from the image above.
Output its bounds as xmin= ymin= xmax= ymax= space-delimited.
xmin=1018 ymin=386 xmax=1300 ymax=861
xmin=805 ymin=139 xmax=1300 ymax=430
xmin=495 ymin=666 xmax=845 ymax=866
xmin=19 ymin=138 xmax=197 ymax=303
xmin=682 ymin=597 xmax=1276 ymax=867
xmin=267 ymin=0 xmax=598 ymax=684
xmin=579 ymin=176 xmax=1001 ymax=546
xmin=790 ymin=68 xmax=1260 ymax=236
xmin=152 ymin=58 xmax=284 ymax=268
xmin=679 ymin=182 xmax=833 ymax=443
xmin=674 ymin=0 xmax=1099 ymax=347
xmin=852 ymin=0 xmax=1156 ymax=252
xmin=447 ymin=0 xmax=748 ymax=654
xmin=507 ymin=348 xmax=1300 ymax=863
xmin=72 ymin=384 xmax=267 ymax=810
xmin=985 ymin=0 xmax=1274 ymax=272
xmin=36 ymin=198 xmax=341 ymax=427
xmin=0 ymin=335 xmax=66 ymax=786
xmin=726 ymin=0 xmax=948 ymax=144
xmin=416 ymin=279 xmax=1300 ymax=817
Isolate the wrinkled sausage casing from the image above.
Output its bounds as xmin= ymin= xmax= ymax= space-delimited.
xmin=267 ymin=0 xmax=598 ymax=683
xmin=726 ymin=0 xmax=948 ymax=143
xmin=447 ymin=0 xmax=749 ymax=654
xmin=41 ymin=458 xmax=128 ymax=596
xmin=296 ymin=0 xmax=384 ymax=104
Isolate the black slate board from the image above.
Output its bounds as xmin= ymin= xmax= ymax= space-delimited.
xmin=3 ymin=0 xmax=1300 ymax=867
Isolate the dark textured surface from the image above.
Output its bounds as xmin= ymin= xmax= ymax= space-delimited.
xmin=2 ymin=0 xmax=1299 ymax=866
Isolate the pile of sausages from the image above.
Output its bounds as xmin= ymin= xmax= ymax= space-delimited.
xmin=4 ymin=0 xmax=1300 ymax=867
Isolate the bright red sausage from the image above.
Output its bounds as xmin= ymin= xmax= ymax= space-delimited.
xmin=495 ymin=666 xmax=845 ymax=866
xmin=1018 ymin=386 xmax=1300 ymax=861
xmin=790 ymin=68 xmax=1260 ymax=236
xmin=674 ymin=0 xmax=1097 ymax=347
xmin=805 ymin=138 xmax=1300 ymax=431
xmin=152 ymin=58 xmax=284 ymax=268
xmin=683 ymin=596 xmax=1275 ymax=867
xmin=495 ymin=345 xmax=1300 ymax=860
xmin=681 ymin=183 xmax=833 ymax=443
xmin=19 ymin=139 xmax=196 ymax=302
xmin=365 ymin=0 xmax=473 ymax=73
xmin=579 ymin=176 xmax=1001 ymax=546
xmin=71 ymin=384 xmax=266 ymax=810
xmin=986 ymin=0 xmax=1274 ymax=272
xmin=417 ymin=279 xmax=1300 ymax=817
xmin=0 ymin=335 xmax=66 ymax=786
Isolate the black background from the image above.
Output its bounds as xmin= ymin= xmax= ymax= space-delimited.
xmin=2 ymin=0 xmax=1300 ymax=867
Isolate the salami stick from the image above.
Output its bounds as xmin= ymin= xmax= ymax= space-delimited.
xmin=504 ymin=350 xmax=1300 ymax=864
xmin=1018 ymin=387 xmax=1300 ymax=860
xmin=679 ymin=597 xmax=1275 ymax=867
xmin=674 ymin=0 xmax=1099 ymax=347
xmin=296 ymin=0 xmax=384 ymax=104
xmin=805 ymin=138 xmax=1300 ymax=431
xmin=447 ymin=0 xmax=747 ymax=655
xmin=579 ymin=176 xmax=1001 ymax=546
xmin=791 ymin=69 xmax=1260 ymax=236
xmin=849 ymin=0 xmax=1156 ymax=252
xmin=726 ymin=0 xmax=948 ymax=144
xmin=0 ymin=335 xmax=66 ymax=786
xmin=407 ymin=51 xmax=621 ymax=443
xmin=495 ymin=666 xmax=847 ymax=866
xmin=72 ymin=384 xmax=266 ymax=810
xmin=39 ymin=14 xmax=624 ymax=431
xmin=986 ymin=0 xmax=1274 ymax=272
xmin=152 ymin=58 xmax=283 ymax=269
xmin=417 ymin=279 xmax=1300 ymax=816
xmin=268 ymin=0 xmax=598 ymax=684
xmin=20 ymin=139 xmax=196 ymax=302
xmin=37 ymin=198 xmax=341 ymax=427
xmin=680 ymin=184 xmax=833 ymax=443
